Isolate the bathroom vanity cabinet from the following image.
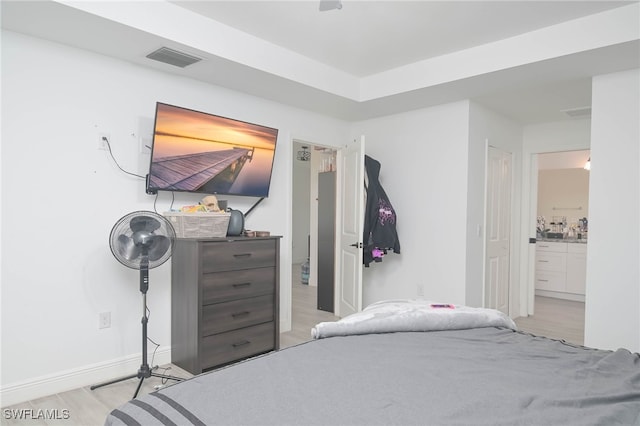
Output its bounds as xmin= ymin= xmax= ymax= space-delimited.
xmin=535 ymin=240 xmax=587 ymax=301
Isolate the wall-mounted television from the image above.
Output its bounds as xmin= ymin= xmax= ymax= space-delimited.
xmin=146 ymin=102 xmax=278 ymax=198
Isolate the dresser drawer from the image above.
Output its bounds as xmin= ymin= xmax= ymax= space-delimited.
xmin=200 ymin=322 xmax=275 ymax=370
xmin=202 ymin=294 xmax=274 ymax=336
xmin=202 ymin=267 xmax=275 ymax=304
xmin=202 ymin=240 xmax=277 ymax=272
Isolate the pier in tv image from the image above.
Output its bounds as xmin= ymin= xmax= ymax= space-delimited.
xmin=147 ymin=103 xmax=278 ymax=197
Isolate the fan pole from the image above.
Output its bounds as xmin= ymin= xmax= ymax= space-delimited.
xmin=90 ymin=259 xmax=183 ymax=399
xmin=134 ymin=262 xmax=151 ymax=398
xmin=139 ymin=257 xmax=150 ymax=379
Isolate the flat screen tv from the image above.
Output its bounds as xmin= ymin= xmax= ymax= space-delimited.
xmin=146 ymin=102 xmax=278 ymax=197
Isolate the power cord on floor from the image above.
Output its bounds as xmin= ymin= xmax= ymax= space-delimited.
xmin=147 ymin=306 xmax=175 ymax=386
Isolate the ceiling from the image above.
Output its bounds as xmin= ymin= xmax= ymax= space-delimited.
xmin=2 ymin=0 xmax=639 ymax=123
xmin=172 ymin=1 xmax=628 ymax=77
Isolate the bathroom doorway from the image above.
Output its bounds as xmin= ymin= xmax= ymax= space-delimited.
xmin=521 ymin=149 xmax=589 ymax=345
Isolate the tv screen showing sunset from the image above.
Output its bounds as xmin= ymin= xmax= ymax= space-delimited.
xmin=147 ymin=103 xmax=278 ymax=197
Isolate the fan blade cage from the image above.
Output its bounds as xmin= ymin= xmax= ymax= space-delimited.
xmin=109 ymin=211 xmax=176 ymax=270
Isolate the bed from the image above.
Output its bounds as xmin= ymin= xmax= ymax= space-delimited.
xmin=105 ymin=300 xmax=640 ymax=425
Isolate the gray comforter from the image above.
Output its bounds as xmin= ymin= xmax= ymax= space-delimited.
xmin=105 ymin=327 xmax=640 ymax=426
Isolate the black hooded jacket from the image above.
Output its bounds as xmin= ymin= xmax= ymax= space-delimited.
xmin=363 ymin=155 xmax=400 ymax=266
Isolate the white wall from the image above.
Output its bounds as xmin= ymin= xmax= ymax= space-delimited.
xmin=352 ymin=101 xmax=521 ymax=311
xmin=0 ymin=31 xmax=350 ymax=404
xmin=353 ymin=102 xmax=471 ymax=306
xmin=585 ymin=69 xmax=640 ymax=352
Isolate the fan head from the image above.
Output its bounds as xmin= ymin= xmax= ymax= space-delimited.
xmin=109 ymin=211 xmax=176 ymax=270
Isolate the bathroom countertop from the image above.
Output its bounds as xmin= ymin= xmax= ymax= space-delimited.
xmin=537 ymin=237 xmax=587 ymax=244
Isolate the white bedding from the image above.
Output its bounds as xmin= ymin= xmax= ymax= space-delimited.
xmin=312 ymin=299 xmax=517 ymax=339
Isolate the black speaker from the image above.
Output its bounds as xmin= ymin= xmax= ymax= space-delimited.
xmin=226 ymin=209 xmax=244 ymax=236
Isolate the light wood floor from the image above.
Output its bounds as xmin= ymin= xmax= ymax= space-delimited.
xmin=2 ymin=283 xmax=581 ymax=425
xmin=280 ymin=263 xmax=339 ymax=349
xmin=514 ymin=295 xmax=585 ymax=346
xmin=280 ymin=275 xmax=339 ymax=349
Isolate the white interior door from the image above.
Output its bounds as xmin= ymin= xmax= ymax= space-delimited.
xmin=336 ymin=136 xmax=365 ymax=317
xmin=485 ymin=146 xmax=512 ymax=315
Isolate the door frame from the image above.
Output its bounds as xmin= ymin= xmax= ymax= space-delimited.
xmin=519 ymin=145 xmax=590 ymax=317
xmin=287 ymin=138 xmax=337 ymax=332
xmin=289 ymin=137 xmax=353 ymax=332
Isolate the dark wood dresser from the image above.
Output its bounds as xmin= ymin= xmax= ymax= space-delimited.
xmin=170 ymin=236 xmax=280 ymax=375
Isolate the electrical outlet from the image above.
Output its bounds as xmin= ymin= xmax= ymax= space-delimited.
xmin=99 ymin=312 xmax=111 ymax=329
xmin=416 ymin=284 xmax=424 ymax=298
xmin=98 ymin=133 xmax=110 ymax=150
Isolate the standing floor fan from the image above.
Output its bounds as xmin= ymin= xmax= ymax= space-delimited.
xmin=91 ymin=211 xmax=183 ymax=399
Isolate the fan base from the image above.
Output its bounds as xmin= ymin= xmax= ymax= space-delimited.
xmin=90 ymin=366 xmax=183 ymax=399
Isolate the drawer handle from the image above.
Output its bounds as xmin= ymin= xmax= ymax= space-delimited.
xmin=232 ymin=340 xmax=250 ymax=348
xmin=538 ymin=260 xmax=549 ymax=263
xmin=232 ymin=311 xmax=250 ymax=318
xmin=233 ymin=253 xmax=252 ymax=258
xmin=538 ymin=279 xmax=549 ymax=282
xmin=232 ymin=282 xmax=252 ymax=288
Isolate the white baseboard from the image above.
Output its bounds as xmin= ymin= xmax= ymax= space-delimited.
xmin=535 ymin=290 xmax=585 ymax=303
xmin=1 ymin=347 xmax=171 ymax=407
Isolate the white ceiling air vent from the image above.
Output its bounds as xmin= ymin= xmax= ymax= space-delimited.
xmin=561 ymin=106 xmax=592 ymax=118
xmin=146 ymin=47 xmax=202 ymax=68
xmin=319 ymin=0 xmax=342 ymax=11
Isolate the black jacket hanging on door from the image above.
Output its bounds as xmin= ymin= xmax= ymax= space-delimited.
xmin=363 ymin=155 xmax=400 ymax=266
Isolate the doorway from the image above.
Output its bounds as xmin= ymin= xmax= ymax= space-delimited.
xmin=289 ymin=140 xmax=338 ymax=339
xmin=526 ymin=149 xmax=589 ymax=344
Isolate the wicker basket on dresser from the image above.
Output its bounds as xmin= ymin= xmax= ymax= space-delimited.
xmin=170 ymin=236 xmax=280 ymax=375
